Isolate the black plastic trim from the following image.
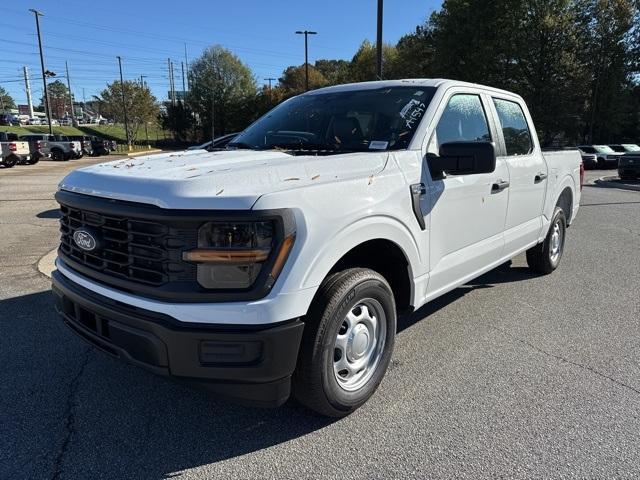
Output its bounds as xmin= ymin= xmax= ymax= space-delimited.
xmin=52 ymin=270 xmax=305 ymax=407
xmin=55 ymin=190 xmax=296 ymax=302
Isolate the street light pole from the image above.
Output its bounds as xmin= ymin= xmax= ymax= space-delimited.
xmin=116 ymin=56 xmax=131 ymax=150
xmin=295 ymin=30 xmax=317 ymax=91
xmin=29 ymin=9 xmax=52 ymax=134
xmin=376 ymin=0 xmax=384 ymax=79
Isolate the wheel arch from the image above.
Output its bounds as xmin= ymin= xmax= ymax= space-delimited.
xmin=298 ymin=218 xmax=422 ymax=314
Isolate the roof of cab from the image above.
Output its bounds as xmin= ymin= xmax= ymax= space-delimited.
xmin=307 ymin=78 xmax=521 ymax=99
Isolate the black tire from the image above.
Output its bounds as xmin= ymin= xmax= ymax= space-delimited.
xmin=28 ymin=153 xmax=42 ymax=165
xmin=526 ymin=206 xmax=566 ymax=274
xmin=51 ymin=149 xmax=67 ymax=161
xmin=293 ymin=268 xmax=396 ymax=417
xmin=597 ymin=157 xmax=605 ymax=169
xmin=1 ymin=154 xmax=18 ymax=168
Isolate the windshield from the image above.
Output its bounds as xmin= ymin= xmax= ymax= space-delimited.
xmin=622 ymin=144 xmax=640 ymax=151
xmin=230 ymin=86 xmax=436 ymax=153
xmin=595 ymin=145 xmax=616 ymax=154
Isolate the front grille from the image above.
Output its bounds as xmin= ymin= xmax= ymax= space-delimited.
xmin=59 ymin=203 xmax=197 ymax=287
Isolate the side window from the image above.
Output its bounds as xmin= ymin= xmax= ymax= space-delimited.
xmin=493 ymin=98 xmax=533 ymax=156
xmin=434 ymin=94 xmax=491 ymax=149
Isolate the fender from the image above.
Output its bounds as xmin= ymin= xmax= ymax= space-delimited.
xmin=298 ymin=214 xmax=424 ymax=294
xmin=540 ymin=172 xmax=575 ymax=241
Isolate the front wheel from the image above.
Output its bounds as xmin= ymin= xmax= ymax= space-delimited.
xmin=526 ymin=206 xmax=566 ymax=274
xmin=293 ymin=268 xmax=396 ymax=417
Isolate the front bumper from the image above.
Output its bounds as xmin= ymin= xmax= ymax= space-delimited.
xmin=52 ymin=270 xmax=305 ymax=407
xmin=618 ymin=163 xmax=640 ymax=178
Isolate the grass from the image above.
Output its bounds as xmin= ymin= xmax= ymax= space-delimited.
xmin=0 ymin=124 xmax=167 ymax=144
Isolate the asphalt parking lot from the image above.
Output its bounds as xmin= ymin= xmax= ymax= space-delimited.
xmin=1 ymin=160 xmax=639 ymax=479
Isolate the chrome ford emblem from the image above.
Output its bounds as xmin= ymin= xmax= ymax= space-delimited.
xmin=73 ymin=229 xmax=97 ymax=251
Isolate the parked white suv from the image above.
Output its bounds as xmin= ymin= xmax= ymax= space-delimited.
xmin=53 ymin=80 xmax=582 ymax=416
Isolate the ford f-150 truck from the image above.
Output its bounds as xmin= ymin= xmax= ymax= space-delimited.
xmin=0 ymin=132 xmax=31 ymax=167
xmin=52 ymin=80 xmax=582 ymax=416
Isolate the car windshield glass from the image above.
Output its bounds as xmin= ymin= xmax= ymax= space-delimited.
xmin=229 ymin=86 xmax=437 ymax=153
xmin=595 ymin=145 xmax=615 ymax=153
xmin=622 ymin=144 xmax=640 ymax=151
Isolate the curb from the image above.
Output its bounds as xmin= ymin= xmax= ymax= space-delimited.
xmin=37 ymin=248 xmax=58 ymax=279
xmin=593 ymin=176 xmax=640 ymax=192
xmin=124 ymin=149 xmax=162 ymax=157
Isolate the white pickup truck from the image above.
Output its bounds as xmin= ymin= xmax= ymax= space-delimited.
xmin=53 ymin=79 xmax=582 ymax=416
xmin=0 ymin=132 xmax=31 ymax=168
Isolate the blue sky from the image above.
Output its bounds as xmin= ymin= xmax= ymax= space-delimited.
xmin=0 ymin=0 xmax=441 ymax=108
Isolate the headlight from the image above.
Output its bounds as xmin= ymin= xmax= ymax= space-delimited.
xmin=183 ymin=219 xmax=295 ymax=290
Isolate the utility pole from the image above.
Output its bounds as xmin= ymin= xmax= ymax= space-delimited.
xmin=23 ymin=66 xmax=34 ymax=118
xmin=184 ymin=43 xmax=189 ymax=90
xmin=65 ymin=61 xmax=76 ymax=126
xmin=376 ymin=0 xmax=384 ymax=79
xmin=29 ymin=9 xmax=52 ymax=134
xmin=116 ymin=56 xmax=131 ymax=150
xmin=168 ymin=58 xmax=175 ymax=106
xmin=181 ymin=61 xmax=186 ymax=98
xmin=264 ymin=77 xmax=276 ymax=101
xmin=295 ymin=30 xmax=317 ymax=91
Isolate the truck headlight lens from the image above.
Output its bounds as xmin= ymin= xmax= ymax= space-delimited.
xmin=183 ymin=221 xmax=294 ymax=289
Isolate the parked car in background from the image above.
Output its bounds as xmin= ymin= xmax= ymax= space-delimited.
xmin=618 ymin=150 xmax=640 ymax=180
xmin=21 ymin=136 xmax=49 ymax=164
xmin=53 ymin=135 xmax=82 ymax=159
xmin=186 ymin=133 xmax=239 ymax=151
xmin=580 ymin=152 xmax=598 ymax=169
xmin=578 ymin=145 xmax=623 ymax=168
xmin=609 ymin=144 xmax=640 ymax=153
xmin=21 ymin=134 xmax=75 ymax=161
xmin=52 ymin=79 xmax=583 ymax=416
xmin=60 ymin=118 xmax=73 ymax=126
xmin=0 ymin=114 xmax=20 ymax=126
xmin=50 ymin=119 xmax=60 ymax=126
xmin=67 ymin=135 xmax=94 ymax=156
xmin=27 ymin=117 xmax=42 ymax=125
xmin=89 ymin=136 xmax=110 ymax=156
xmin=107 ymin=139 xmax=117 ymax=152
xmin=0 ymin=132 xmax=31 ymax=167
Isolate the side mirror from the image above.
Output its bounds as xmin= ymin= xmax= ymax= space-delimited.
xmin=428 ymin=141 xmax=496 ymax=179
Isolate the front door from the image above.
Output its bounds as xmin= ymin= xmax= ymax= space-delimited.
xmin=425 ymin=92 xmax=509 ymax=299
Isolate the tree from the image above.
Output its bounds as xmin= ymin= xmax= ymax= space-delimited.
xmin=348 ymin=40 xmax=398 ymax=81
xmin=394 ymin=25 xmax=436 ymax=79
xmin=314 ymin=59 xmax=350 ymax=85
xmin=575 ymin=0 xmax=639 ymax=142
xmin=278 ymin=64 xmax=328 ymax=94
xmin=99 ymin=81 xmax=159 ymax=144
xmin=0 ymin=86 xmax=16 ymax=110
xmin=40 ymin=80 xmax=72 ymax=118
xmin=188 ymin=45 xmax=257 ymax=137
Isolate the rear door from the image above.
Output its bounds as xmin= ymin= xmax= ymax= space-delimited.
xmin=490 ymin=96 xmax=547 ymax=254
xmin=425 ymin=90 xmax=510 ymax=298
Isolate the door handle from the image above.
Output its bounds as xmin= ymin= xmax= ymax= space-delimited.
xmin=534 ymin=172 xmax=548 ymax=183
xmin=491 ymin=180 xmax=510 ymax=193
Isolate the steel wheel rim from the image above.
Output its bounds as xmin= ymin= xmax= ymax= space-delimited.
xmin=550 ymin=220 xmax=563 ymax=263
xmin=333 ymin=298 xmax=386 ymax=392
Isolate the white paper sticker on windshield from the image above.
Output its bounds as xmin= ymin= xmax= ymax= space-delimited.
xmin=369 ymin=140 xmax=388 ymax=150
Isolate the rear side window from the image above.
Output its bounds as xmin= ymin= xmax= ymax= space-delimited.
xmin=493 ymin=98 xmax=533 ymax=155
xmin=435 ymin=94 xmax=491 ymax=147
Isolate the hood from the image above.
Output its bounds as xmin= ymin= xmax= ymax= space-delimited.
xmin=59 ymin=149 xmax=388 ymax=209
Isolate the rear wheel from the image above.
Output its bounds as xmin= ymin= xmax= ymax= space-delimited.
xmin=1 ymin=154 xmax=18 ymax=168
xmin=28 ymin=152 xmax=42 ymax=165
xmin=51 ymin=149 xmax=67 ymax=161
xmin=526 ymin=206 xmax=566 ymax=274
xmin=293 ymin=268 xmax=396 ymax=417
